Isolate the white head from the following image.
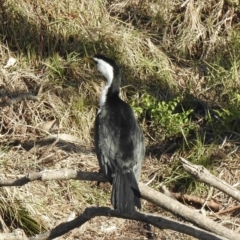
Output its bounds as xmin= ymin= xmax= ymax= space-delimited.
xmin=93 ymin=57 xmax=114 ymax=84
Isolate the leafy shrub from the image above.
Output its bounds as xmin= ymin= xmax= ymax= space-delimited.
xmin=131 ymin=93 xmax=195 ymax=139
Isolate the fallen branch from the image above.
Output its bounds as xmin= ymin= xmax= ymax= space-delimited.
xmin=172 ymin=192 xmax=223 ymax=211
xmin=180 ymin=158 xmax=240 ymax=202
xmin=25 ymin=207 xmax=226 ymax=240
xmin=1 ymin=170 xmax=240 ymax=239
xmin=159 ymin=185 xmax=222 ymax=211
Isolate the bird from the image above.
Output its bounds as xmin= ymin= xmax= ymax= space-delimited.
xmin=87 ymin=54 xmax=145 ymax=214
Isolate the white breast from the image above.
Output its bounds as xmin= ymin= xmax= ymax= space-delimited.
xmin=99 ymin=81 xmax=111 ymax=107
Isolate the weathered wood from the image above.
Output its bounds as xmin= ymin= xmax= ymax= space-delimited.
xmin=181 ymin=157 xmax=240 ymax=202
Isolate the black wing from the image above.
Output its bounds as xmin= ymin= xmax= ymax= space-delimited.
xmin=94 ymin=99 xmax=144 ymax=182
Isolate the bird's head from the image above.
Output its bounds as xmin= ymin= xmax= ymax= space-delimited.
xmin=85 ymin=54 xmax=120 ymax=84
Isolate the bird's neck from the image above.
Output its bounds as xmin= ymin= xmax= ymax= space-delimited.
xmin=99 ymin=75 xmax=121 ymax=107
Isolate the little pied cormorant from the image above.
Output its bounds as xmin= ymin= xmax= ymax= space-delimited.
xmin=87 ymin=54 xmax=145 ymax=214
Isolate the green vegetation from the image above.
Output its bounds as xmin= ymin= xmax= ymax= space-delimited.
xmin=0 ymin=0 xmax=240 ymax=238
xmin=131 ymin=94 xmax=195 ymax=139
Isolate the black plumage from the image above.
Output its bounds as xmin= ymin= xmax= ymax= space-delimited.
xmin=92 ymin=54 xmax=145 ymax=214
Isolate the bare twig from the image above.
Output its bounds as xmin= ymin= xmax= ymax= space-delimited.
xmin=181 ymin=157 xmax=240 ymax=202
xmin=27 ymin=207 xmax=226 ymax=240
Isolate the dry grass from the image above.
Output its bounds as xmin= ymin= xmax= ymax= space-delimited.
xmin=0 ymin=0 xmax=240 ymax=238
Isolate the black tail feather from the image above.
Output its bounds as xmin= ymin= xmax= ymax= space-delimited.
xmin=111 ymin=170 xmax=141 ymax=214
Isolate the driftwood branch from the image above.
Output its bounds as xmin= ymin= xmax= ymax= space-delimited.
xmin=1 ymin=170 xmax=240 ymax=240
xmin=181 ymin=157 xmax=240 ymax=202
